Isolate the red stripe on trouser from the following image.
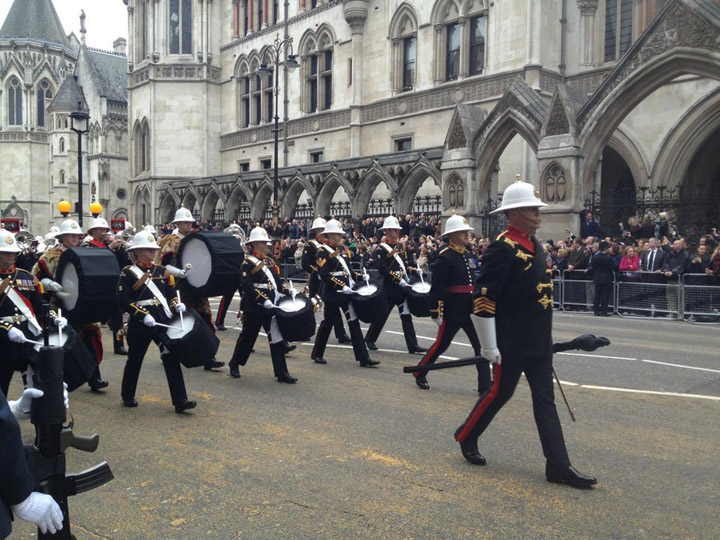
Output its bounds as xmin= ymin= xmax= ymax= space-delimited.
xmin=215 ymin=296 xmax=228 ymax=325
xmin=82 ymin=327 xmax=104 ymax=364
xmin=455 ymin=363 xmax=502 ymax=442
xmin=413 ymin=320 xmax=445 ymax=378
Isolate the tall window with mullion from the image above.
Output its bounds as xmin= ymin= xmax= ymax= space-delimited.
xmin=264 ymin=68 xmax=274 ymax=123
xmin=37 ymin=80 xmax=53 ymax=129
xmin=469 ymin=14 xmax=486 ymax=76
xmin=604 ymin=0 xmax=633 ymax=62
xmin=252 ymin=74 xmax=262 ymax=125
xmin=321 ymin=49 xmax=333 ymax=110
xmin=241 ymin=75 xmax=251 ymax=128
xmin=169 ymin=0 xmax=192 ymax=55
xmin=8 ymin=77 xmax=22 ymax=126
xmin=446 ymin=23 xmax=460 ymax=81
xmin=402 ymin=36 xmax=416 ymax=91
xmin=308 ymin=54 xmax=318 ymax=113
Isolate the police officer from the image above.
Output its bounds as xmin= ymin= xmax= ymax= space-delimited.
xmin=228 ymin=226 xmax=297 ymax=383
xmin=411 ymin=214 xmax=489 ymax=393
xmin=302 ymin=217 xmax=351 ymax=344
xmin=364 ymin=216 xmax=427 ymax=354
xmin=156 ymin=207 xmax=224 ymax=371
xmin=454 ymin=178 xmax=597 ymax=488
xmin=117 ymin=229 xmax=196 ymax=413
xmin=310 ymin=219 xmax=379 ymax=367
xmin=0 ymin=229 xmax=66 ymax=395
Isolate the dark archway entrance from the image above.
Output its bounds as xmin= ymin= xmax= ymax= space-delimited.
xmin=679 ymin=124 xmax=720 ymax=238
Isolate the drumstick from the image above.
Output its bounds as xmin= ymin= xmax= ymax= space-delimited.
xmin=24 ymin=338 xmax=44 ymax=347
xmin=153 ymin=322 xmax=183 ymax=331
xmin=176 ymin=290 xmax=184 ymax=331
xmin=57 ymin=308 xmax=63 ymax=344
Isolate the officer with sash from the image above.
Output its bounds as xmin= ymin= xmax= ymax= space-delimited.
xmin=229 ymin=226 xmax=297 ymax=383
xmin=310 ymin=219 xmax=380 ymax=367
xmin=364 ymin=216 xmax=427 ymax=354
xmin=0 ymin=229 xmax=67 ymax=395
xmin=454 ymin=178 xmax=597 ymax=488
xmin=301 ymin=218 xmax=351 ymax=343
xmin=411 ymin=214 xmax=490 ymax=393
xmin=117 ymin=230 xmax=196 ymax=413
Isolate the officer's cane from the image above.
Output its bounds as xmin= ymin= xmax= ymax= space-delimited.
xmin=553 ymin=368 xmax=576 ymax=422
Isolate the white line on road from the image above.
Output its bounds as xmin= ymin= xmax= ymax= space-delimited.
xmin=639 ymin=359 xmax=720 ymax=374
xmin=581 ymin=385 xmax=720 ymax=402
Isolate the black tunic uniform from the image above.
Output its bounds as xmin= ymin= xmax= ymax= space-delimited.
xmin=364 ymin=242 xmax=423 ymax=352
xmin=230 ymin=254 xmax=292 ymax=377
xmin=454 ymin=227 xmax=570 ymax=469
xmin=412 ymin=244 xmax=490 ymax=390
xmin=116 ymin=263 xmax=189 ymax=406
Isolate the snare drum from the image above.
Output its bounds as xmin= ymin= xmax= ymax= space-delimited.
xmin=177 ymin=232 xmax=244 ymax=297
xmin=405 ymin=279 xmax=432 ymax=318
xmin=275 ymin=294 xmax=316 ymax=342
xmin=160 ymin=309 xmax=220 ymax=368
xmin=33 ymin=326 xmax=98 ymax=392
xmin=351 ymin=280 xmax=387 ymax=324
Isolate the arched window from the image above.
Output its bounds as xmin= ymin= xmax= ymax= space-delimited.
xmin=468 ymin=9 xmax=486 ymax=75
xmin=239 ymin=65 xmax=251 ymax=128
xmin=389 ymin=5 xmax=419 ymax=93
xmin=605 ymin=0 xmax=633 ymax=62
xmin=60 ymin=170 xmax=66 ymax=185
xmin=169 ymin=0 xmax=192 ymax=55
xmin=36 ymin=80 xmax=53 ymax=128
xmin=59 ymin=138 xmax=65 ymax=153
xmin=134 ymin=121 xmax=151 ymax=175
xmin=301 ymin=28 xmax=334 ymax=113
xmin=8 ymin=77 xmax=22 ymax=125
xmin=263 ymin=65 xmax=274 ymax=124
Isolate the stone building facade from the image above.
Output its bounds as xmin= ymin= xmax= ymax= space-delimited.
xmin=128 ymin=0 xmax=719 ymax=239
xmin=0 ymin=0 xmax=129 ymax=234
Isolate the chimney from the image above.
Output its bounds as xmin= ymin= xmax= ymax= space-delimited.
xmin=113 ymin=37 xmax=127 ymax=55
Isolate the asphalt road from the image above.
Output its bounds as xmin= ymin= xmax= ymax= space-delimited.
xmin=10 ymin=298 xmax=719 ymax=540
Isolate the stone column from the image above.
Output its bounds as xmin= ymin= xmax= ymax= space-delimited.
xmin=233 ymin=0 xmax=239 ymax=37
xmin=127 ymin=2 xmax=135 ymax=67
xmin=434 ymin=24 xmax=444 ymax=85
xmin=343 ymin=0 xmax=369 ymax=157
xmin=578 ymin=1 xmax=599 ymax=66
xmin=458 ymin=17 xmax=469 ymax=80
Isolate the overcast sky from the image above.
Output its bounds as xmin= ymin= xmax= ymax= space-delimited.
xmin=0 ymin=0 xmax=128 ymax=52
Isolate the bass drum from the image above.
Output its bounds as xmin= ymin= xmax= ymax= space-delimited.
xmin=33 ymin=326 xmax=98 ymax=392
xmin=160 ymin=309 xmax=220 ymax=368
xmin=56 ymin=248 xmax=120 ymax=326
xmin=351 ymin=279 xmax=387 ymax=324
xmin=177 ymin=232 xmax=244 ymax=297
xmin=405 ymin=279 xmax=432 ymax=318
xmin=275 ymin=294 xmax=316 ymax=342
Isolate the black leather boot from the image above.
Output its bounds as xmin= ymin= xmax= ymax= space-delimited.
xmin=546 ymin=462 xmax=597 ymax=488
xmin=459 ymin=438 xmax=486 ymax=466
xmin=174 ymin=399 xmax=197 ymax=413
xmin=415 ymin=375 xmax=429 ymax=390
xmin=401 ymin=315 xmax=427 ymax=354
xmin=204 ymin=358 xmax=225 ymax=371
xmin=228 ymin=360 xmax=241 ymax=379
xmin=365 ymin=341 xmax=378 ymax=351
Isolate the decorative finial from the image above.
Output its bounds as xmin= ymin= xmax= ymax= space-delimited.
xmin=80 ymin=10 xmax=86 ymax=44
xmin=515 ymin=173 xmax=522 ymax=183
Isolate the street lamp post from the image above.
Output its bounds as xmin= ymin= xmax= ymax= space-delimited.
xmin=259 ymin=35 xmax=299 ymax=237
xmin=70 ymin=101 xmax=90 ymax=227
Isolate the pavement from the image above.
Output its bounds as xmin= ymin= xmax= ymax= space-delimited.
xmin=9 ymin=298 xmax=720 ymax=540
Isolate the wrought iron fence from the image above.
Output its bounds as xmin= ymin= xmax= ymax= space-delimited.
xmin=479 ymin=195 xmax=507 ymax=238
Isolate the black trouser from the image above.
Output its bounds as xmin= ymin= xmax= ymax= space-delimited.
xmin=78 ymin=324 xmax=105 ymax=386
xmin=309 ymin=275 xmax=348 ymax=340
xmin=455 ymin=354 xmax=571 ymax=468
xmin=593 ymin=282 xmax=612 ymax=314
xmin=0 ymin=341 xmax=34 ymax=396
xmin=230 ymin=311 xmax=289 ymax=376
xmin=413 ymin=318 xmax=490 ymax=391
xmin=312 ymin=298 xmax=368 ymax=363
xmin=109 ymin=309 xmax=125 ymax=344
xmin=365 ymin=297 xmax=421 ymax=351
xmin=215 ymin=291 xmax=236 ymax=326
xmin=121 ymin=321 xmax=188 ymax=405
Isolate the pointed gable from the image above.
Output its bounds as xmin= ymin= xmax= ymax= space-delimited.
xmin=47 ymin=75 xmax=88 ymax=113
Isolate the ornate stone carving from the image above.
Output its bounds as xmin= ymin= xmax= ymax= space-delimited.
xmin=446 ymin=175 xmax=465 ymax=208
xmin=577 ymin=0 xmax=598 ymax=15
xmin=543 ymin=163 xmax=567 ymax=203
xmin=546 ymin=97 xmax=570 ymax=136
xmin=446 ymin=114 xmax=467 ymax=150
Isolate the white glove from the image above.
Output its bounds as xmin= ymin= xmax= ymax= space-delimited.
xmin=174 ymin=302 xmax=186 ymax=314
xmin=143 ymin=314 xmax=156 ymax=327
xmin=472 ymin=315 xmax=502 ymax=365
xmin=12 ymin=492 xmax=64 ymax=535
xmin=53 ymin=316 xmax=68 ymax=330
xmin=8 ymin=387 xmax=44 ymax=419
xmin=481 ymin=347 xmax=502 ymax=365
xmin=8 ymin=327 xmax=26 ymax=343
xmin=341 ymin=286 xmax=353 ymax=295
xmin=41 ymin=279 xmax=63 ymax=293
xmin=165 ymin=265 xmax=187 ymax=278
xmin=433 ymin=317 xmax=442 ymax=327
xmin=63 ymin=382 xmax=69 ymax=411
xmin=398 ymin=279 xmax=410 ymax=288
xmin=263 ymin=299 xmax=274 ymax=309
xmin=416 ymin=268 xmax=424 ymax=277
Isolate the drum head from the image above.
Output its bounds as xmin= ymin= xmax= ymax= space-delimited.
xmin=181 ymin=238 xmax=212 ymax=289
xmin=59 ymin=263 xmax=79 ymax=310
xmin=277 ymin=296 xmax=306 ymax=313
xmin=165 ymin=311 xmax=195 ymax=340
xmin=33 ymin=331 xmax=69 ymax=352
xmin=354 ymin=284 xmax=378 ymax=297
xmin=411 ymin=281 xmax=431 ymax=294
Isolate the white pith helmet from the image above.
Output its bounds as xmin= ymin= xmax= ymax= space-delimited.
xmin=172 ymin=207 xmax=195 ymax=223
xmin=310 ymin=217 xmax=327 ymax=232
xmin=127 ymin=230 xmax=160 ymax=251
xmin=380 ymin=216 xmax=402 ymax=230
xmin=245 ymin=226 xmax=270 ymax=244
xmin=144 ymin=224 xmax=157 ymax=235
xmin=441 ymin=214 xmax=474 ymax=237
xmin=36 ymin=242 xmax=47 ymax=254
xmin=87 ymin=217 xmax=110 ymax=232
xmin=321 ymin=219 xmax=345 ymax=236
xmin=0 ymin=229 xmax=21 ymax=253
xmin=490 ymin=174 xmax=548 ymax=214
xmin=56 ymin=219 xmax=83 ymax=237
xmin=45 ymin=226 xmax=60 ymax=241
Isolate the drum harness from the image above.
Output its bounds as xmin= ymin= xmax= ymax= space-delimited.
xmin=380 ymin=243 xmax=412 ymax=316
xmin=247 ymin=255 xmax=284 ymax=344
xmin=0 ymin=275 xmax=42 ymax=336
xmin=321 ymin=245 xmax=360 ymax=321
xmin=128 ymin=266 xmax=173 ymax=319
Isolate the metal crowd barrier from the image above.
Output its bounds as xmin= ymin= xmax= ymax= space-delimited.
xmin=682 ymin=273 xmax=720 ymax=322
xmin=560 ymin=270 xmax=616 ymax=312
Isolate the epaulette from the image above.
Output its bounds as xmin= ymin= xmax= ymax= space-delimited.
xmin=439 ymin=247 xmax=449 ymax=255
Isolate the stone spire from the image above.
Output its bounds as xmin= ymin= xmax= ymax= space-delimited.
xmin=0 ymin=0 xmax=71 ymax=50
xmin=80 ymin=9 xmax=86 ymax=44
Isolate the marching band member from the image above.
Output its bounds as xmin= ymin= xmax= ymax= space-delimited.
xmin=363 ymin=216 xmax=427 ymax=354
xmin=301 ymin=217 xmax=351 ymax=344
xmin=229 ymin=226 xmax=297 ymax=383
xmin=310 ymin=219 xmax=380 ymax=367
xmin=411 ymin=214 xmax=490 ymax=393
xmin=117 ymin=229 xmax=196 ymax=413
xmin=156 ymin=207 xmax=224 ymax=371
xmin=454 ymin=178 xmax=596 ymax=488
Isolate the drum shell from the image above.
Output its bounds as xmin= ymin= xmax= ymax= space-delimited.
xmin=405 ymin=279 xmax=432 ymax=318
xmin=41 ymin=326 xmax=98 ymax=392
xmin=350 ymin=280 xmax=388 ymax=324
xmin=160 ymin=309 xmax=220 ymax=368
xmin=275 ymin=294 xmax=316 ymax=342
xmin=56 ymin=248 xmax=120 ymax=325
xmin=177 ymin=232 xmax=244 ymax=297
